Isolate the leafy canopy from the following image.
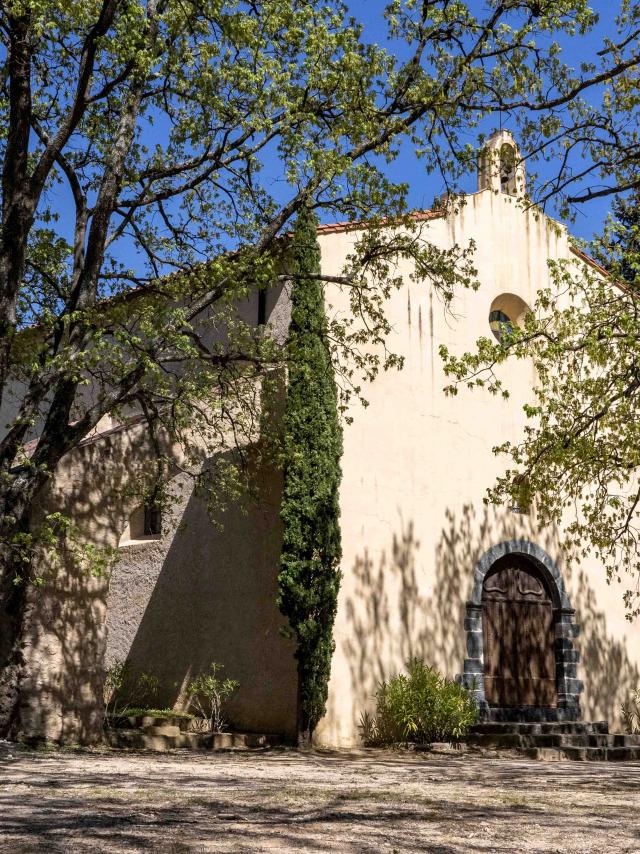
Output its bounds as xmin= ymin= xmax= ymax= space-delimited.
xmin=0 ymin=0 xmax=639 ymax=595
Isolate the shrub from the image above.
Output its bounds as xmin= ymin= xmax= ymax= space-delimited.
xmin=186 ymin=663 xmax=240 ymax=733
xmin=359 ymin=659 xmax=478 ymax=746
xmin=104 ymin=659 xmax=159 ymax=717
xmin=622 ymin=689 xmax=640 ymax=734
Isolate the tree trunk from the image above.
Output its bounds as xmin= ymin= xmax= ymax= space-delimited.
xmin=0 ymin=474 xmax=39 ymax=739
xmin=296 ymin=668 xmax=312 ymax=748
xmin=0 ymin=543 xmax=29 ymax=738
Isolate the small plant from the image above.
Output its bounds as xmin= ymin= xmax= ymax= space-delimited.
xmin=622 ymin=689 xmax=640 ymax=734
xmin=359 ymin=659 xmax=478 ymax=746
xmin=103 ymin=659 xmax=159 ymax=717
xmin=111 ymin=707 xmax=193 ymax=719
xmin=186 ymin=663 xmax=240 ymax=733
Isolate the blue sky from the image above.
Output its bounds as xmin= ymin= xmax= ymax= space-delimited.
xmin=41 ymin=1 xmax=625 ymax=278
xmin=343 ymin=0 xmax=624 ymax=243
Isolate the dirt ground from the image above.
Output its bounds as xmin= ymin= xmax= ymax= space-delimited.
xmin=1 ymin=741 xmax=639 ymax=853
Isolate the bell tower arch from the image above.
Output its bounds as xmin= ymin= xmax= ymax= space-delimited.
xmin=477 ymin=129 xmax=526 ymax=197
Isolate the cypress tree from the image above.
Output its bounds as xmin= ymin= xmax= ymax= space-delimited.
xmin=610 ymin=192 xmax=640 ymax=285
xmin=277 ymin=206 xmax=343 ymax=746
xmin=596 ymin=191 xmax=640 ymax=285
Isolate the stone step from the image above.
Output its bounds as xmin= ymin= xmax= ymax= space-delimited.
xmin=141 ymin=724 xmax=182 ymax=737
xmin=562 ymin=734 xmax=640 ymax=748
xmin=481 ymin=707 xmax=581 ymax=724
xmin=199 ymin=732 xmax=278 ymax=749
xmin=470 ymin=732 xmax=640 ymax=751
xmin=104 ymin=728 xmax=280 ymax=752
xmin=108 ymin=714 xmax=193 ymax=731
xmin=606 ymin=746 xmax=640 ymax=761
xmin=470 ymin=720 xmax=609 ymax=736
xmin=468 ymin=722 xmax=640 ymax=761
xmin=556 ymin=746 xmax=640 ymax=762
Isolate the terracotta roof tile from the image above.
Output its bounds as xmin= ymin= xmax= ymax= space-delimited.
xmin=569 ymin=244 xmax=609 ymax=278
xmin=315 ymin=209 xmax=443 ymax=235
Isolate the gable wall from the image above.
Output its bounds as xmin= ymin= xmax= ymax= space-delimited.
xmin=314 ymin=190 xmax=640 ymax=746
xmin=6 ymin=191 xmax=639 ymax=746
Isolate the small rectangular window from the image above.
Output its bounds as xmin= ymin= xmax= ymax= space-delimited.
xmin=143 ymin=502 xmax=162 ymax=536
xmin=257 ymin=287 xmax=266 ymax=326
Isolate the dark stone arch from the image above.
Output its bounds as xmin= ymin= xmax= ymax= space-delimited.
xmin=459 ymin=540 xmax=582 ymax=721
xmin=469 ymin=540 xmax=572 ymax=610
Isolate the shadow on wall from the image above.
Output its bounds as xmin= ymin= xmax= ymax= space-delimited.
xmin=343 ymin=505 xmax=544 ymax=721
xmin=574 ymin=570 xmax=639 ymax=725
xmin=342 ymin=502 xmax=639 ymax=728
xmin=10 ymin=306 xmax=292 ymax=745
xmin=343 ymin=518 xmax=425 ymax=707
xmin=110 ymin=458 xmax=298 ymax=740
xmin=16 ymin=426 xmax=156 ymax=744
xmin=18 ymin=564 xmax=107 ymax=745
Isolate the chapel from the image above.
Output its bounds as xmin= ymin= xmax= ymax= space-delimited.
xmin=7 ymin=131 xmax=640 ymax=746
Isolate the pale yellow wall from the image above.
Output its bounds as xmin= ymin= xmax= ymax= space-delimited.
xmin=8 ymin=188 xmax=639 ymax=747
xmin=314 ymin=189 xmax=640 ymax=746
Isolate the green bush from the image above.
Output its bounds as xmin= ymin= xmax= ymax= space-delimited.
xmin=103 ymin=659 xmax=159 ymax=717
xmin=359 ymin=660 xmax=478 ymax=746
xmin=186 ymin=663 xmax=240 ymax=733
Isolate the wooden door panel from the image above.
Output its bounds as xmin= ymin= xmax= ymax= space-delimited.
xmin=482 ymin=599 xmax=502 ymax=705
xmin=482 ymin=558 xmax=556 ymax=708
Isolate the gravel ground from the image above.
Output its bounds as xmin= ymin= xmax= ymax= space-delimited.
xmin=1 ymin=741 xmax=639 ymax=853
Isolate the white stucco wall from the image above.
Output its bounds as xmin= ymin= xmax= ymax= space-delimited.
xmin=7 ymin=185 xmax=638 ymax=747
xmin=314 ymin=189 xmax=640 ymax=746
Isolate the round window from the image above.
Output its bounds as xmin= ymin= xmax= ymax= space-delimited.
xmin=489 ymin=309 xmax=513 ymax=342
xmin=488 ymin=293 xmax=530 ymax=343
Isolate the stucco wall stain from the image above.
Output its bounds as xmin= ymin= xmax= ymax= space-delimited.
xmin=429 ymin=292 xmax=434 ymax=385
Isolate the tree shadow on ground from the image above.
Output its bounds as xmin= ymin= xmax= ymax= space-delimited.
xmin=1 ymin=749 xmax=639 ymax=853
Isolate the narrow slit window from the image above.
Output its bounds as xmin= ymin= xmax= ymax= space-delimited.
xmin=257 ymin=288 xmax=267 ymax=326
xmin=143 ymin=502 xmax=162 ymax=536
xmin=499 ymin=144 xmax=517 ymax=195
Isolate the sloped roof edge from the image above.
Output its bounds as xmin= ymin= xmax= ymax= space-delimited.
xmin=315 ymin=209 xmax=444 ymax=235
xmin=569 ymin=244 xmax=609 ymax=277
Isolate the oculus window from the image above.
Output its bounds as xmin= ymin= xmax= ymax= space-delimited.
xmin=489 ymin=293 xmax=531 ymax=343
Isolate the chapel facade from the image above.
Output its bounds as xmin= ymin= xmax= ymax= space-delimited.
xmin=5 ymin=131 xmax=639 ymax=746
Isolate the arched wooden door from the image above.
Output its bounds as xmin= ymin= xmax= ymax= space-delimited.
xmin=482 ymin=555 xmax=556 ymax=707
